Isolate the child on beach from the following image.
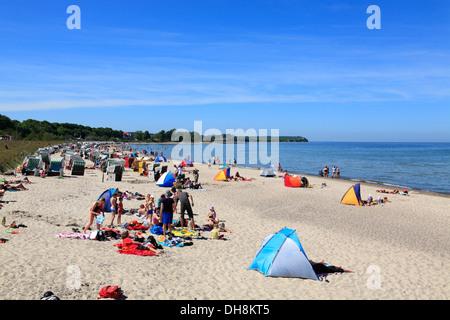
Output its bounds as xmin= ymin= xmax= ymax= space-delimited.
xmin=109 ymin=192 xmax=119 ymax=227
xmin=117 ymin=196 xmax=123 ymax=225
xmin=136 ymin=204 xmax=147 ymax=218
xmin=211 ymin=224 xmax=224 ymax=240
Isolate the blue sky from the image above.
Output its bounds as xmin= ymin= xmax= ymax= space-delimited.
xmin=0 ymin=0 xmax=449 ymax=142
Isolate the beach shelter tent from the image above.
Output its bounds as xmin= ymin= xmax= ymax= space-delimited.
xmin=213 ymin=167 xmax=230 ymax=181
xmin=260 ymin=167 xmax=276 ymax=177
xmin=156 ymin=171 xmax=176 ymax=187
xmin=155 ymin=156 xmax=167 ymax=162
xmin=180 ymin=158 xmax=193 ymax=167
xmin=248 ymin=228 xmax=319 ymax=280
xmin=284 ymin=175 xmax=302 ymax=187
xmin=97 ymin=188 xmax=118 ymax=212
xmin=340 ymin=183 xmax=364 ymax=206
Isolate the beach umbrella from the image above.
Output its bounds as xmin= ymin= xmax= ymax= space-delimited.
xmin=219 ymin=165 xmax=230 ymax=169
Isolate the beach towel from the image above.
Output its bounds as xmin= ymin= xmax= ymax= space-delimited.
xmin=95 ymin=214 xmax=105 ymax=225
xmin=170 ymin=229 xmax=198 ymax=237
xmin=157 ymin=235 xmax=184 ymax=247
xmin=114 ymin=243 xmax=156 ymax=256
xmin=126 ymin=220 xmax=148 ymax=231
xmin=57 ymin=233 xmax=90 ymax=240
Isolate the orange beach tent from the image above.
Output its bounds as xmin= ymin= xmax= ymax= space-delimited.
xmin=284 ymin=175 xmax=302 ymax=188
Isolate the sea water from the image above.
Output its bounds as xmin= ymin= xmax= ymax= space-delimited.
xmin=125 ymin=142 xmax=450 ymax=195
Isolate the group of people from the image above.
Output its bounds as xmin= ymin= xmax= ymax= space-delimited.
xmin=320 ymin=165 xmax=340 ymax=178
xmin=172 ymin=165 xmax=203 ymax=189
xmin=83 ymin=184 xmax=232 ymax=241
xmin=228 ymin=172 xmax=254 ymax=182
xmin=0 ymin=178 xmax=31 ymax=208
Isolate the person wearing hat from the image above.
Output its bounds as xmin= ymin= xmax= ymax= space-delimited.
xmin=206 ymin=206 xmax=219 ymax=228
xmin=145 ymin=194 xmax=155 ymax=220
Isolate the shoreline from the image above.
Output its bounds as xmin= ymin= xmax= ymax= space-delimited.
xmin=185 ymin=160 xmax=450 ymax=199
xmin=116 ymin=141 xmax=450 ymax=197
xmin=1 ymin=147 xmax=449 ymax=300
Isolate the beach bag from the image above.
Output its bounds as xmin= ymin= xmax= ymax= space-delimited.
xmin=89 ymin=230 xmax=107 ymax=241
xmin=151 ymin=224 xmax=163 ymax=235
xmin=89 ymin=230 xmax=98 ymax=240
xmin=96 ymin=230 xmax=107 ymax=241
xmin=98 ymin=286 xmax=122 ymax=299
xmin=95 ymin=214 xmax=105 ymax=225
xmin=40 ymin=291 xmax=60 ymax=300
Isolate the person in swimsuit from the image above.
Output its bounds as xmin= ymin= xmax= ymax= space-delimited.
xmin=83 ymin=197 xmax=105 ymax=233
xmin=109 ymin=192 xmax=119 ymax=227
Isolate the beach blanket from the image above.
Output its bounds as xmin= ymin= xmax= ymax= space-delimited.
xmin=125 ymin=220 xmax=148 ymax=231
xmin=157 ymin=235 xmax=184 ymax=247
xmin=170 ymin=229 xmax=198 ymax=237
xmin=57 ymin=233 xmax=90 ymax=240
xmin=114 ymin=243 xmax=156 ymax=256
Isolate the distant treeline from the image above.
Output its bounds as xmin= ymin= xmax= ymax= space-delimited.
xmin=0 ymin=114 xmax=308 ymax=143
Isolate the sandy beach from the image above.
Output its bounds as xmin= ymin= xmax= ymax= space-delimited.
xmin=0 ymin=151 xmax=449 ymax=301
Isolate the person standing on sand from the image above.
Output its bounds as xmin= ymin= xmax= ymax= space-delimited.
xmin=160 ymin=194 xmax=176 ymax=237
xmin=175 ymin=190 xmax=195 ymax=229
xmin=109 ymin=192 xmax=119 ymax=227
xmin=84 ymin=197 xmax=105 ymax=233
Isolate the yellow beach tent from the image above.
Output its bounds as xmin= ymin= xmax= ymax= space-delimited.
xmin=340 ymin=183 xmax=364 ymax=206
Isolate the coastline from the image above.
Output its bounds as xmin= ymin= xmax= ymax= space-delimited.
xmin=117 ymin=142 xmax=450 ymax=197
xmin=0 ymin=147 xmax=449 ymax=300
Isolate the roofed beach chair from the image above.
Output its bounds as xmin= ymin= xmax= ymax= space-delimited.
xmin=22 ymin=156 xmax=42 ymax=175
xmin=48 ymin=158 xmax=64 ymax=176
xmin=71 ymin=158 xmax=86 ymax=176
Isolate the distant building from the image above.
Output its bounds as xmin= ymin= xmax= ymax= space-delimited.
xmin=0 ymin=135 xmax=13 ymax=141
xmin=123 ymin=132 xmax=133 ymax=140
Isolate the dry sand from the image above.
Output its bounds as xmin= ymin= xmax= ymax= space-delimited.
xmin=0 ymin=152 xmax=449 ymax=300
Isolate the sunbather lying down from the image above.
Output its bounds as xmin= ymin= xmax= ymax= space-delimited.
xmin=377 ymin=188 xmax=408 ymax=195
xmin=309 ymin=260 xmax=354 ymax=276
xmin=0 ymin=182 xmax=27 ymax=191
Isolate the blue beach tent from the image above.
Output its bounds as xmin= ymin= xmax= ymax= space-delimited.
xmin=248 ymin=228 xmax=319 ymax=280
xmin=155 ymin=156 xmax=167 ymax=162
xmin=156 ymin=171 xmax=176 ymax=187
xmin=97 ymin=188 xmax=118 ymax=213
